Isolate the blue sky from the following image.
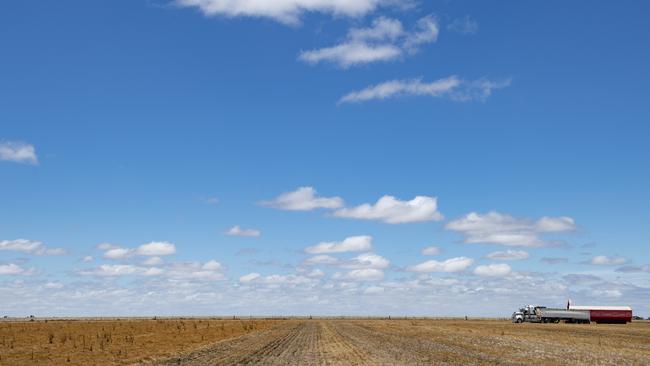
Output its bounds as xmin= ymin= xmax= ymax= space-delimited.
xmin=1 ymin=0 xmax=649 ymax=317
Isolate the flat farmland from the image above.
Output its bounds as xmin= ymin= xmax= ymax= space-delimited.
xmin=2 ymin=318 xmax=649 ymax=365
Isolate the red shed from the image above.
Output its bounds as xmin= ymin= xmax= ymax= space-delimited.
xmin=569 ymin=305 xmax=633 ymax=324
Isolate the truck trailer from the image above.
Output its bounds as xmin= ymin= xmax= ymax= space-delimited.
xmin=512 ymin=304 xmax=633 ymax=324
xmin=512 ymin=305 xmax=590 ymax=324
xmin=568 ymin=305 xmax=633 ymax=324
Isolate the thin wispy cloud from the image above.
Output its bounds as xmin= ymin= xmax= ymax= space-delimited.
xmin=421 ymin=246 xmax=441 ymax=256
xmin=447 ymin=15 xmax=479 ymax=35
xmin=406 ymin=257 xmax=474 ymax=273
xmin=0 ymin=141 xmax=38 ymax=165
xmin=226 ymin=225 xmax=261 ymax=237
xmin=339 ymin=76 xmax=511 ymax=104
xmin=305 ymin=235 xmax=372 ymax=254
xmin=445 ymin=211 xmax=576 ymax=247
xmin=333 ymin=195 xmax=443 ymax=224
xmin=175 ymin=0 xmax=387 ymax=26
xmin=486 ymin=250 xmax=530 ymax=261
xmin=590 ymin=255 xmax=627 ymax=265
xmin=299 ymin=15 xmax=438 ymax=68
xmin=0 ymin=239 xmax=66 ymax=256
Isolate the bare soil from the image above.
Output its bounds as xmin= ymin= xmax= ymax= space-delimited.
xmin=2 ymin=318 xmax=649 ymax=365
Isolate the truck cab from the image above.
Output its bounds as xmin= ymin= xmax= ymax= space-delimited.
xmin=512 ymin=305 xmax=545 ymax=323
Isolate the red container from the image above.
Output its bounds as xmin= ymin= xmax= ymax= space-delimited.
xmin=569 ymin=306 xmax=632 ymax=324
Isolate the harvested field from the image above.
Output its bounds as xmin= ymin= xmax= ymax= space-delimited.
xmin=2 ymin=318 xmax=649 ymax=365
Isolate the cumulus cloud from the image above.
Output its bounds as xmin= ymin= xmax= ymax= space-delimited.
xmin=486 ymin=250 xmax=530 ymax=261
xmin=299 ymin=15 xmax=437 ymax=68
xmin=0 ymin=239 xmax=66 ymax=256
xmin=175 ymin=0 xmax=386 ymax=26
xmin=342 ymin=253 xmax=390 ymax=269
xmin=262 ymin=186 xmax=343 ymax=211
xmin=421 ymin=246 xmax=441 ymax=256
xmin=103 ymin=247 xmax=133 ymax=259
xmin=305 ymin=235 xmax=372 ymax=254
xmin=136 ymin=241 xmax=177 ymax=256
xmin=304 ymin=252 xmax=389 ymax=270
xmin=0 ymin=141 xmax=38 ymax=164
xmin=447 ymin=15 xmax=478 ymax=35
xmin=226 ymin=225 xmax=261 ymax=237
xmin=473 ymin=263 xmax=512 ymax=277
xmin=590 ymin=255 xmax=627 ymax=265
xmin=0 ymin=263 xmax=26 ymax=275
xmin=339 ymin=76 xmax=511 ymax=104
xmin=79 ymin=259 xmax=223 ymax=281
xmin=239 ymin=272 xmax=261 ymax=283
xmin=100 ymin=241 xmax=177 ymax=259
xmin=341 ymin=268 xmax=384 ymax=281
xmin=407 ymin=257 xmax=474 ymax=273
xmin=333 ymin=195 xmax=442 ymax=224
xmin=445 ymin=211 xmax=576 ymax=247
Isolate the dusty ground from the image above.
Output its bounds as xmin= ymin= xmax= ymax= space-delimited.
xmin=2 ymin=318 xmax=649 ymax=365
xmin=0 ymin=317 xmax=280 ymax=365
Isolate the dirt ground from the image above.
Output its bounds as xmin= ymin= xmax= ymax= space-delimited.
xmin=2 ymin=318 xmax=649 ymax=365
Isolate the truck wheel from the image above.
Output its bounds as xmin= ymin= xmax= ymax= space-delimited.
xmin=516 ymin=318 xmax=523 ymax=323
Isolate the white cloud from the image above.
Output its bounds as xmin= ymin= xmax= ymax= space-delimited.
xmin=299 ymin=43 xmax=401 ymax=68
xmin=136 ymin=241 xmax=177 ymax=256
xmin=333 ymin=195 xmax=443 ymax=224
xmin=175 ymin=0 xmax=386 ymax=26
xmin=0 ymin=141 xmax=38 ymax=164
xmin=43 ymin=282 xmax=64 ymax=289
xmin=97 ymin=243 xmax=118 ymax=250
xmin=403 ymin=15 xmax=439 ymax=52
xmin=202 ymin=260 xmax=222 ymax=271
xmin=486 ymin=250 xmax=530 ymax=261
xmin=0 ymin=263 xmax=25 ymax=275
xmin=590 ymin=255 xmax=627 ymax=265
xmin=305 ymin=235 xmax=372 ymax=254
xmin=304 ymin=254 xmax=340 ymax=265
xmin=165 ymin=260 xmax=224 ymax=281
xmin=473 ymin=263 xmax=512 ymax=277
xmin=342 ymin=268 xmax=384 ymax=281
xmin=421 ymin=246 xmax=440 ymax=256
xmin=262 ymin=186 xmax=343 ymax=211
xmin=445 ymin=211 xmax=576 ymax=247
xmin=305 ymin=269 xmax=324 ymax=278
xmin=0 ymin=239 xmax=66 ymax=256
xmin=407 ymin=257 xmax=474 ymax=273
xmin=239 ymin=272 xmax=261 ymax=283
xmin=299 ymin=16 xmax=437 ymax=68
xmin=82 ymin=256 xmax=94 ymax=263
xmin=79 ymin=264 xmax=142 ymax=277
xmin=339 ymin=76 xmax=511 ymax=104
xmin=342 ymin=253 xmax=390 ymax=269
xmin=103 ymin=247 xmax=133 ymax=259
xmin=226 ymin=226 xmax=261 ymax=237
xmin=447 ymin=15 xmax=478 ymax=35
xmin=205 ymin=197 xmax=219 ymax=205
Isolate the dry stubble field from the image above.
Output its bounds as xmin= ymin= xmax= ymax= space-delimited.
xmin=1 ymin=318 xmax=649 ymax=365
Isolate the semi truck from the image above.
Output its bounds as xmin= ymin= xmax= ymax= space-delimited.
xmin=512 ymin=304 xmax=632 ymax=324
